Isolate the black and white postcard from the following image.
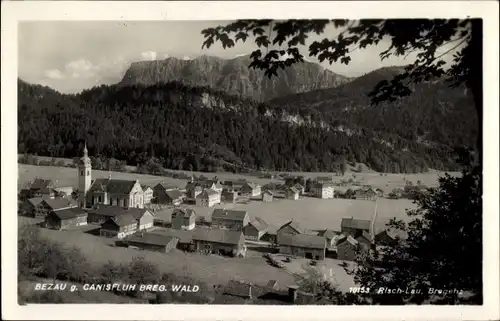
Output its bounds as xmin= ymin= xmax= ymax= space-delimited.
xmin=2 ymin=1 xmax=499 ymax=320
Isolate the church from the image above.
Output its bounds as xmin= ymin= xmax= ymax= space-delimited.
xmin=77 ymin=143 xmax=145 ymax=209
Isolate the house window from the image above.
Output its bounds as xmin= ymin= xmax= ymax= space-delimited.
xmin=98 ymin=196 xmax=102 ymax=203
xmin=87 ymin=170 xmax=90 ymax=176
xmin=80 ymin=171 xmax=84 ymax=176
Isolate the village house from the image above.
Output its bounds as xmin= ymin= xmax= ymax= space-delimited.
xmin=277 ymin=220 xmax=306 ymax=240
xmin=243 ymin=217 xmax=269 ymax=241
xmin=356 ymin=231 xmax=373 ymax=249
xmin=53 ymin=186 xmax=74 ymax=197
xmin=222 ymin=180 xmax=247 ymax=192
xmin=191 ymin=228 xmax=246 ymax=257
xmin=310 ymin=182 xmax=334 ymax=199
xmin=44 ymin=208 xmax=88 ymax=230
xmin=163 ymin=189 xmax=185 ymax=206
xmin=240 ymin=182 xmax=262 ymax=197
xmin=211 ymin=209 xmax=249 ymax=231
xmin=87 ymin=205 xmax=154 ymax=231
xmin=126 ymin=233 xmax=179 ymax=253
xmin=186 ymin=184 xmax=203 ymax=199
xmin=153 ymin=183 xmax=182 ymax=204
xmin=171 ymin=208 xmax=196 ymax=230
xmin=23 ymin=178 xmax=56 ymax=199
xmin=261 ymin=190 xmax=274 ymax=202
xmin=196 ymin=189 xmax=221 ymax=207
xmin=318 ymin=229 xmax=339 ymax=248
xmin=278 ymin=233 xmax=327 ymax=260
xmin=100 ymin=213 xmax=138 ymax=239
xmin=285 ymin=186 xmax=300 ymax=200
xmin=21 ymin=196 xmax=79 ymax=218
xmin=374 ymin=228 xmax=406 ymax=246
xmin=336 ymin=235 xmax=366 ymax=261
xmin=222 ymin=190 xmax=238 ymax=203
xmin=150 ymin=229 xmax=195 ymax=251
xmin=341 ymin=218 xmax=371 ymax=238
xmin=141 ymin=185 xmax=154 ymax=204
xmin=354 ymin=187 xmax=378 ymax=201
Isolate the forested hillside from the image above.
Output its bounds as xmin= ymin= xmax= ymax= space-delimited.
xmin=17 ymin=76 xmax=472 ymax=173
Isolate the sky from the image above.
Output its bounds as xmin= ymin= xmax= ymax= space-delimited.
xmin=18 ymin=21 xmax=456 ymax=94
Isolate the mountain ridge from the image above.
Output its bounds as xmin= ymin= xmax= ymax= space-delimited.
xmin=118 ymin=55 xmax=351 ymax=101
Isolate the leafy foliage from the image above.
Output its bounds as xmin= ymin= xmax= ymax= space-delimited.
xmin=348 ymin=154 xmax=482 ymax=304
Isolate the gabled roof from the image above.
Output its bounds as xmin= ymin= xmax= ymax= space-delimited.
xmin=154 ymin=183 xmax=179 ymax=191
xmin=286 ymin=186 xmax=299 ymax=194
xmin=266 ymin=280 xmax=279 ymax=290
xmin=26 ymin=197 xmax=46 ymax=207
xmin=338 ymin=235 xmax=359 ymax=246
xmin=248 ymin=217 xmax=268 ymax=232
xmin=262 ymin=189 xmax=274 ymax=196
xmin=30 ymin=178 xmax=54 ymax=190
xmin=107 ymin=213 xmax=137 ymax=227
xmin=127 ymin=233 xmax=177 ymax=246
xmin=197 ymin=188 xmax=219 ymax=199
xmin=141 ymin=185 xmax=153 ymax=191
xmin=277 ymin=220 xmax=305 ymax=234
xmin=51 ymin=208 xmax=87 ymax=220
xmin=150 ymin=229 xmax=193 ymax=243
xmin=42 ymin=197 xmax=77 ymax=211
xmin=192 ymin=228 xmax=244 ymax=245
xmin=127 ymin=208 xmax=153 ymax=220
xmin=172 ymin=208 xmax=196 ymax=219
xmin=356 ymin=230 xmax=373 ymax=243
xmin=88 ymin=178 xmax=138 ymax=194
xmin=294 ymin=183 xmax=305 ymax=189
xmin=376 ymin=228 xmax=407 ymax=240
xmin=341 ymin=218 xmax=371 ymax=231
xmin=165 ymin=189 xmax=184 ymax=200
xmin=243 ymin=182 xmax=260 ymax=189
xmin=278 ymin=233 xmax=326 ymax=249
xmin=212 ymin=209 xmax=248 ymax=221
xmin=320 ymin=229 xmax=338 ymax=240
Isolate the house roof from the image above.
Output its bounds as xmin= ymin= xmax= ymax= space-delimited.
xmin=108 ymin=213 xmax=137 ymax=227
xmin=278 ymin=233 xmax=326 ymax=249
xmin=338 ymin=235 xmax=359 ymax=246
xmin=127 ymin=233 xmax=177 ymax=246
xmin=262 ymin=189 xmax=274 ymax=196
xmin=197 ymin=188 xmax=219 ymax=198
xmin=51 ymin=208 xmax=87 ymax=220
xmin=150 ymin=229 xmax=193 ymax=243
xmin=356 ymin=231 xmax=373 ymax=243
xmin=155 ymin=183 xmax=179 ymax=191
xmin=165 ymin=189 xmax=184 ymax=200
xmin=42 ymin=197 xmax=77 ymax=211
xmin=376 ymin=228 xmax=407 ymax=240
xmin=248 ymin=217 xmax=268 ymax=232
xmin=88 ymin=178 xmax=138 ymax=195
xmin=286 ymin=186 xmax=299 ymax=194
xmin=277 ymin=220 xmax=306 ymax=234
xmin=30 ymin=178 xmax=53 ymax=190
xmin=26 ymin=197 xmax=46 ymax=207
xmin=312 ymin=182 xmax=334 ymax=188
xmin=172 ymin=208 xmax=196 ymax=219
xmin=243 ymin=182 xmax=260 ymax=189
xmin=320 ymin=229 xmax=338 ymax=240
xmin=192 ymin=228 xmax=244 ymax=245
xmin=212 ymin=209 xmax=248 ymax=221
xmin=294 ymin=183 xmax=304 ymax=189
xmin=341 ymin=218 xmax=371 ymax=231
xmin=266 ymin=280 xmax=279 ymax=289
xmin=141 ymin=185 xmax=153 ymax=191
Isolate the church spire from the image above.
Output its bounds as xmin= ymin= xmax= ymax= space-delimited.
xmin=83 ymin=141 xmax=88 ymax=158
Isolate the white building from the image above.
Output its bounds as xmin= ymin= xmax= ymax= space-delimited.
xmin=311 ymin=182 xmax=334 ymax=199
xmin=195 ymin=188 xmax=221 ymax=207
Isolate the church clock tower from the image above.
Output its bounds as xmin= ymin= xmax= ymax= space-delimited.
xmin=78 ymin=142 xmax=92 ymax=208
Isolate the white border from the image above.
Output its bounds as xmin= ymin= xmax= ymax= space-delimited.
xmin=2 ymin=1 xmax=499 ymax=320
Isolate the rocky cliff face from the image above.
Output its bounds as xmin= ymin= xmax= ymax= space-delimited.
xmin=118 ymin=55 xmax=350 ymax=101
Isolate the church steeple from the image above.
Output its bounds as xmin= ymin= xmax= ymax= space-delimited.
xmin=83 ymin=141 xmax=88 ymax=158
xmin=78 ymin=141 xmax=92 ymax=208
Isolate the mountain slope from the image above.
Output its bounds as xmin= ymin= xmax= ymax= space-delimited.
xmin=268 ymin=66 xmax=478 ymax=151
xmin=18 ymin=75 xmax=470 ymax=174
xmin=118 ymin=55 xmax=351 ymax=101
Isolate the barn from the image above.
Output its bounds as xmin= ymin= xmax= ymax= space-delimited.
xmin=278 ymin=233 xmax=327 ymax=260
xmin=211 ymin=209 xmax=249 ymax=231
xmin=171 ymin=208 xmax=196 ymax=230
xmin=126 ymin=233 xmax=179 ymax=253
xmin=192 ymin=228 xmax=246 ymax=257
xmin=340 ymin=218 xmax=371 ymax=238
xmin=277 ymin=220 xmax=306 ymax=240
xmin=243 ymin=217 xmax=268 ymax=241
xmin=100 ymin=214 xmax=138 ymax=239
xmin=44 ymin=208 xmax=88 ymax=230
